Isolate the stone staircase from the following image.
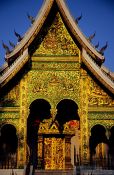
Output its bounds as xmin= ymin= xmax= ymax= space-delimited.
xmin=35 ymin=169 xmax=74 ymax=175
xmin=81 ymin=169 xmax=114 ymax=175
xmin=0 ymin=169 xmax=74 ymax=175
xmin=0 ymin=168 xmax=114 ymax=175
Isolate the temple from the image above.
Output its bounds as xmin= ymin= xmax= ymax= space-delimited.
xmin=0 ymin=0 xmax=114 ymax=174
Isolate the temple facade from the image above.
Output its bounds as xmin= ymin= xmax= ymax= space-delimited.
xmin=0 ymin=0 xmax=114 ymax=171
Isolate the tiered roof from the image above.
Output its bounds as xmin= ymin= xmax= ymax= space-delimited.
xmin=0 ymin=0 xmax=114 ymax=94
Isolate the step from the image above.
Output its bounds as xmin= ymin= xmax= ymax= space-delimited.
xmin=35 ymin=169 xmax=74 ymax=175
xmin=0 ymin=168 xmax=114 ymax=175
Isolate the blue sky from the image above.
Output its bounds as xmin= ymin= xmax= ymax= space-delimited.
xmin=0 ymin=0 xmax=114 ymax=71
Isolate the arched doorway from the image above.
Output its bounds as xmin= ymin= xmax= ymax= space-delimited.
xmin=89 ymin=124 xmax=109 ymax=168
xmin=109 ymin=126 xmax=114 ymax=169
xmin=44 ymin=99 xmax=80 ymax=169
xmin=27 ymin=99 xmax=51 ymax=169
xmin=27 ymin=98 xmax=80 ymax=170
xmin=0 ymin=124 xmax=18 ymax=169
xmin=55 ymin=99 xmax=80 ymax=133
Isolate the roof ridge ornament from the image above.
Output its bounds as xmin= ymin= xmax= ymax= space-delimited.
xmin=14 ymin=29 xmax=23 ymax=42
xmin=95 ymin=42 xmax=99 ymax=49
xmin=99 ymin=41 xmax=108 ymax=55
xmin=9 ymin=41 xmax=15 ymax=49
xmin=87 ymin=32 xmax=96 ymax=42
xmin=75 ymin=13 xmax=82 ymax=24
xmin=27 ymin=13 xmax=35 ymax=24
xmin=2 ymin=40 xmax=11 ymax=55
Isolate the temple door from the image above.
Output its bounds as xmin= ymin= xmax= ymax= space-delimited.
xmin=43 ymin=136 xmax=65 ymax=169
xmin=95 ymin=142 xmax=109 ymax=168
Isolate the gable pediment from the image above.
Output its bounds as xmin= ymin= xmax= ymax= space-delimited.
xmin=0 ymin=0 xmax=113 ymax=95
xmin=30 ymin=10 xmax=80 ymax=58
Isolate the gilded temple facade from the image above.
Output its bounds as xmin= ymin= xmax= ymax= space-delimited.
xmin=0 ymin=0 xmax=114 ymax=171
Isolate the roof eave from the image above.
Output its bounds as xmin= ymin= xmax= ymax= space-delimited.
xmin=56 ymin=0 xmax=104 ymax=62
xmin=82 ymin=48 xmax=114 ymax=95
xmin=0 ymin=49 xmax=29 ymax=89
xmin=6 ymin=0 xmax=104 ymax=63
xmin=5 ymin=0 xmax=54 ymax=60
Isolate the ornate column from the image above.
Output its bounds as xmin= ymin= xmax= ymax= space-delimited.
xmin=80 ymin=68 xmax=89 ymax=164
xmin=17 ymin=75 xmax=28 ymax=168
xmin=65 ymin=135 xmax=73 ymax=169
xmin=38 ymin=134 xmax=44 ymax=169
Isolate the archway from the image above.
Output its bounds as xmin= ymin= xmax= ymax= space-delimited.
xmin=89 ymin=124 xmax=109 ymax=167
xmin=55 ymin=99 xmax=80 ymax=133
xmin=53 ymin=99 xmax=80 ymax=168
xmin=109 ymin=126 xmax=114 ymax=168
xmin=27 ymin=99 xmax=51 ymax=170
xmin=0 ymin=124 xmax=18 ymax=168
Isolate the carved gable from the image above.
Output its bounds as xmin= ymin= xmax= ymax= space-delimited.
xmin=88 ymin=77 xmax=114 ymax=107
xmin=33 ymin=12 xmax=80 ymax=57
xmin=0 ymin=83 xmax=20 ymax=107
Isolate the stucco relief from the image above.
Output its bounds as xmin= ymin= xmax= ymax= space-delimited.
xmin=27 ymin=70 xmax=80 ymax=106
xmin=0 ymin=84 xmax=20 ymax=107
xmin=33 ymin=12 xmax=79 ymax=56
xmin=88 ymin=77 xmax=114 ymax=107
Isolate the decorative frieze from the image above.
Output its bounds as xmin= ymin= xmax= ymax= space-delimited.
xmin=88 ymin=111 xmax=114 ymax=120
xmin=32 ymin=62 xmax=80 ymax=71
xmin=88 ymin=77 xmax=114 ymax=107
xmin=27 ymin=70 xmax=80 ymax=106
xmin=33 ymin=12 xmax=80 ymax=57
xmin=0 ymin=84 xmax=20 ymax=107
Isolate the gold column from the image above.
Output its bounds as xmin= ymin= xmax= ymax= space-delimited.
xmin=17 ymin=75 xmax=28 ymax=168
xmin=80 ymin=69 xmax=89 ymax=164
xmin=65 ymin=135 xmax=73 ymax=169
xmin=38 ymin=135 xmax=44 ymax=169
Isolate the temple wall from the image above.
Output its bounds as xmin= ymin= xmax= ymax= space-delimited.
xmin=0 ymin=8 xmax=114 ymax=169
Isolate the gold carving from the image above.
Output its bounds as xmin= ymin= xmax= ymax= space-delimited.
xmin=43 ymin=137 xmax=65 ymax=169
xmin=0 ymin=112 xmax=19 ymax=120
xmin=79 ymin=72 xmax=89 ymax=163
xmin=88 ymin=112 xmax=114 ymax=120
xmin=88 ymin=78 xmax=114 ymax=107
xmin=0 ymin=84 xmax=20 ymax=107
xmin=27 ymin=70 xmax=80 ymax=106
xmin=89 ymin=120 xmax=114 ymax=131
xmin=33 ymin=13 xmax=79 ymax=56
xmin=17 ymin=76 xmax=28 ymax=167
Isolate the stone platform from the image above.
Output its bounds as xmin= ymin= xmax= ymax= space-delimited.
xmin=0 ymin=168 xmax=114 ymax=175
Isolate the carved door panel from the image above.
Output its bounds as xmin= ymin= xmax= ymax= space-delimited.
xmin=44 ymin=137 xmax=65 ymax=169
